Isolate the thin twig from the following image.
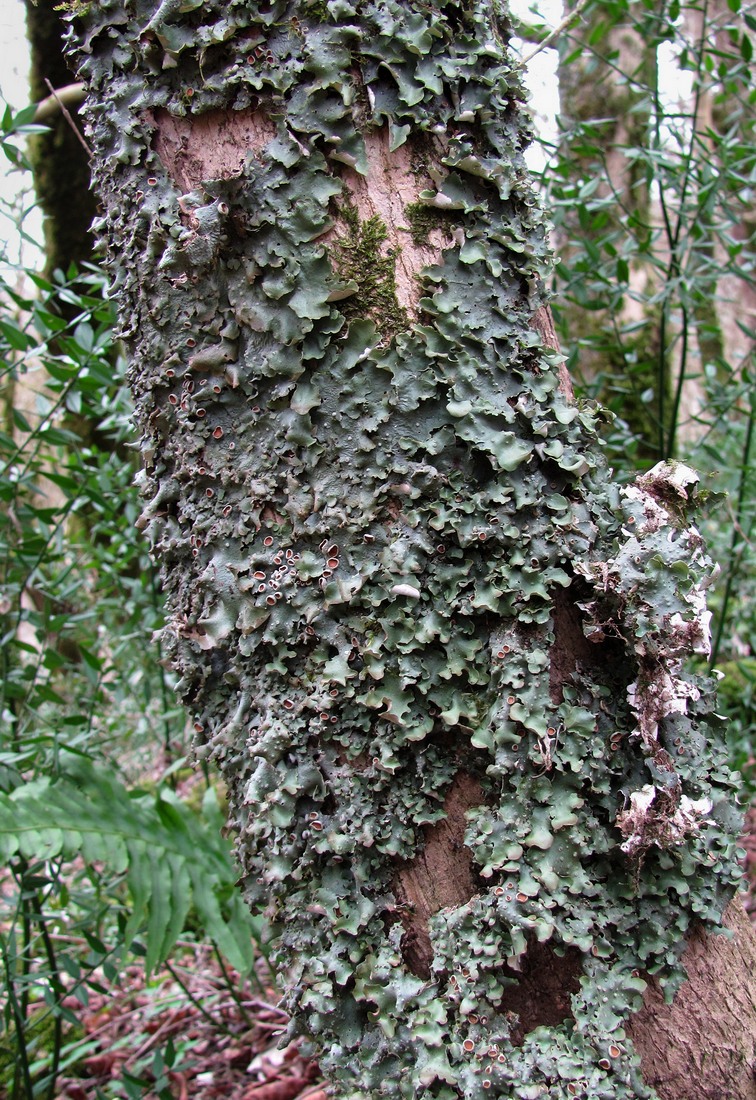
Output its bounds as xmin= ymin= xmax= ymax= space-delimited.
xmin=0 ymin=930 xmax=35 ymax=1100
xmin=34 ymin=82 xmax=85 ymax=124
xmin=163 ymin=958 xmax=239 ymax=1038
xmin=248 ymin=1019 xmax=288 ymax=1033
xmin=29 ymin=894 xmax=64 ymax=1100
xmin=213 ymin=943 xmax=256 ymax=1030
xmin=518 ymin=0 xmax=592 ymax=67
xmin=54 ymin=991 xmax=194 ymax=1053
xmin=123 ymin=1006 xmax=198 ymax=1069
xmin=42 ymin=79 xmax=91 ymax=157
xmin=243 ymin=998 xmax=288 ymax=1016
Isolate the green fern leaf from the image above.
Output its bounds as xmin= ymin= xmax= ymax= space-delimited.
xmin=0 ymin=754 xmax=260 ymax=974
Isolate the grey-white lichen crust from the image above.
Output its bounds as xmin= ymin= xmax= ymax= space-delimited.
xmin=70 ymin=1 xmax=743 ymax=1097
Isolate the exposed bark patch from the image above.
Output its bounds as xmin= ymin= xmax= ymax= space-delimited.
xmin=498 ymin=940 xmax=583 ymax=1044
xmin=151 ymin=107 xmax=276 ymax=192
xmin=549 ymin=583 xmax=598 ymax=704
xmin=532 ymin=304 xmax=574 ymax=401
xmin=628 ymin=899 xmax=756 ymax=1099
xmin=392 ymin=772 xmax=482 ymax=978
xmin=336 ymin=130 xmax=446 ymax=312
xmin=549 ymin=580 xmax=632 ymax=709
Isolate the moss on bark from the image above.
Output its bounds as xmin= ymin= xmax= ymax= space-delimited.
xmin=331 ymin=200 xmax=408 ymax=336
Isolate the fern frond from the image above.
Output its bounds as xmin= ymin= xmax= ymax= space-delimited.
xmin=0 ymin=756 xmax=257 ymax=974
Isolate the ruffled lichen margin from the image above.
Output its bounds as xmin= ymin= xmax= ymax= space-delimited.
xmin=68 ymin=2 xmax=743 ymax=1097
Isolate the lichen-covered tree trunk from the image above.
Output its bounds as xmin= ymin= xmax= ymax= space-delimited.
xmin=70 ymin=2 xmax=756 ymax=1098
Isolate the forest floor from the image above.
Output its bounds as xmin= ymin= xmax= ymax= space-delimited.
xmin=53 ymin=803 xmax=756 ymax=1100
xmin=56 ymin=947 xmax=324 ymax=1100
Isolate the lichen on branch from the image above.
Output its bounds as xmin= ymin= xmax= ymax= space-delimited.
xmin=70 ymin=1 xmax=744 ymax=1098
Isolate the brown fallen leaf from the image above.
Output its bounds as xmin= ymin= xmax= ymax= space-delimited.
xmin=241 ymin=1075 xmax=312 ymax=1100
xmin=58 ymin=1085 xmax=89 ymax=1100
xmin=82 ymin=1051 xmax=125 ymax=1076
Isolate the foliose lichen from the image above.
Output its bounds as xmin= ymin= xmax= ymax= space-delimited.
xmin=69 ymin=2 xmax=744 ymax=1097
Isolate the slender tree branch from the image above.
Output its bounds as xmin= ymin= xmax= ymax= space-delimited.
xmin=41 ymin=79 xmax=91 ymax=157
xmin=33 ymin=81 xmax=86 ymax=124
xmin=518 ymin=0 xmax=592 ymax=67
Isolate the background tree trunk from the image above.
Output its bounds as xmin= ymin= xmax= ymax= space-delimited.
xmin=547 ymin=0 xmax=756 ymax=466
xmin=25 ymin=0 xmax=95 ymax=275
xmin=681 ymin=0 xmax=756 ymax=382
xmin=70 ymin=2 xmax=755 ymax=1097
xmin=628 ymin=898 xmax=756 ymax=1100
xmin=554 ymin=1 xmax=668 ymax=464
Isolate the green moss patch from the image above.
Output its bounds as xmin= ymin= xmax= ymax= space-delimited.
xmin=331 ymin=201 xmax=409 ymax=338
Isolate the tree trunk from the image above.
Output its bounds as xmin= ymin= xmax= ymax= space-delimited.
xmin=681 ymin=0 xmax=756 ymax=384
xmin=25 ymin=0 xmax=95 ymax=275
xmin=552 ymin=3 xmax=670 ymax=465
xmin=69 ymin=2 xmax=755 ymax=1097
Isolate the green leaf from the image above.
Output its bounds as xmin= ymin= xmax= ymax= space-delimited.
xmin=0 ymin=756 xmax=260 ymax=974
xmin=11 ymin=407 xmax=32 ymax=432
xmin=7 ymin=104 xmax=40 ymax=131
